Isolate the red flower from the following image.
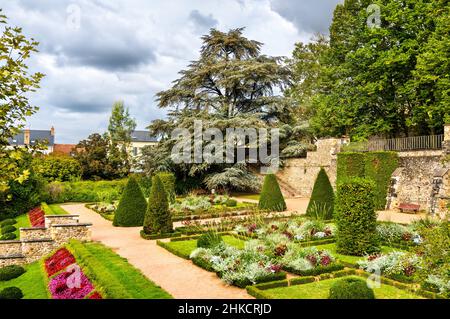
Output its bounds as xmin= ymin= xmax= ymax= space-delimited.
xmin=282 ymin=230 xmax=294 ymax=240
xmin=320 ymin=255 xmax=332 ymax=266
xmin=404 ymin=265 xmax=415 ymax=277
xmin=247 ymin=224 xmax=257 ymax=233
xmin=89 ymin=292 xmax=103 ymax=299
xmin=269 ymin=264 xmax=282 ymax=273
xmin=306 ymin=255 xmax=317 ymax=266
xmin=274 ymin=244 xmax=287 ymax=256
xmin=45 ymin=248 xmax=76 ymax=276
xmin=368 ymin=254 xmax=381 ymax=261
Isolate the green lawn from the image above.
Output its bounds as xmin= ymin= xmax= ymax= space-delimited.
xmin=315 ymin=243 xmax=402 ymax=265
xmin=12 ymin=213 xmax=31 ymax=238
xmin=232 ymin=193 xmax=260 ymax=201
xmin=164 ymin=235 xmax=246 ymax=259
xmin=47 ymin=204 xmax=69 ymax=215
xmin=0 ymin=261 xmax=49 ymax=299
xmin=68 ymin=240 xmax=172 ymax=299
xmin=262 ymin=276 xmax=422 ymax=299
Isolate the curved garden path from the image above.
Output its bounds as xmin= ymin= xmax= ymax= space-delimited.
xmin=60 ymin=203 xmax=252 ymax=299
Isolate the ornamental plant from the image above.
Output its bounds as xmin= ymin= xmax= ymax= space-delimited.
xmin=335 ymin=178 xmax=380 ymax=256
xmin=306 ymin=168 xmax=334 ymax=219
xmin=113 ymin=176 xmax=147 ymax=227
xmin=156 ymin=172 xmax=176 ymax=203
xmin=258 ymin=174 xmax=286 ymax=212
xmin=143 ymin=175 xmax=172 ymax=235
xmin=328 ymin=277 xmax=375 ymax=299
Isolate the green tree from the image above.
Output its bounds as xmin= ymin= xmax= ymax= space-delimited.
xmin=143 ymin=175 xmax=172 ymax=235
xmin=113 ymin=176 xmax=147 ymax=227
xmin=306 ymin=168 xmax=334 ymax=220
xmin=258 ymin=174 xmax=286 ymax=212
xmin=107 ymin=101 xmax=136 ymax=177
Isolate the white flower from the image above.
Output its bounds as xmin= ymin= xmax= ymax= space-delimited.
xmin=314 ymin=232 xmax=326 ymax=239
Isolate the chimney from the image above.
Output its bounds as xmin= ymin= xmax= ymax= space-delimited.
xmin=50 ymin=126 xmax=55 ymax=136
xmin=24 ymin=129 xmax=31 ymax=145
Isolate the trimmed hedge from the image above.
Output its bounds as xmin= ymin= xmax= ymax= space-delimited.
xmin=306 ymin=168 xmax=334 ymax=219
xmin=113 ymin=176 xmax=147 ymax=227
xmin=1 ymin=225 xmax=16 ymax=235
xmin=258 ymin=174 xmax=286 ymax=212
xmin=0 ymin=265 xmax=26 ymax=281
xmin=0 ymin=287 xmax=24 ymax=299
xmin=328 ymin=277 xmax=375 ymax=299
xmin=156 ymin=172 xmax=176 ymax=203
xmin=0 ymin=233 xmax=17 ymax=240
xmin=337 ymin=151 xmax=398 ymax=209
xmin=140 ymin=231 xmax=181 ymax=240
xmin=0 ymin=219 xmax=16 ymax=227
xmin=335 ymin=178 xmax=380 ymax=256
xmin=143 ymin=175 xmax=173 ymax=235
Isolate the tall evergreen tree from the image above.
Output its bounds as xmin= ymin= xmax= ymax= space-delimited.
xmin=306 ymin=168 xmax=334 ymax=220
xmin=113 ymin=176 xmax=147 ymax=227
xmin=143 ymin=175 xmax=172 ymax=234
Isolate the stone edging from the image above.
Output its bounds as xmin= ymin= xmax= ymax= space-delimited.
xmin=51 ymin=223 xmax=92 ymax=228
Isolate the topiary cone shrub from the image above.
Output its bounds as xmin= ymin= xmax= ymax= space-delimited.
xmin=335 ymin=177 xmax=380 ymax=256
xmin=328 ymin=277 xmax=375 ymax=299
xmin=143 ymin=175 xmax=173 ymax=235
xmin=306 ymin=168 xmax=334 ymax=220
xmin=258 ymin=174 xmax=287 ymax=212
xmin=113 ymin=176 xmax=147 ymax=227
xmin=156 ymin=172 xmax=176 ymax=203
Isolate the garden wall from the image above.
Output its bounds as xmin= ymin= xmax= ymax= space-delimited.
xmin=0 ymin=215 xmax=91 ymax=267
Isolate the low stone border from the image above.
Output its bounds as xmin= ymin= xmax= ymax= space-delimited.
xmin=140 ymin=230 xmax=182 ymax=240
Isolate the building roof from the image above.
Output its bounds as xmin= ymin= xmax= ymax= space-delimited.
xmin=130 ymin=130 xmax=158 ymax=143
xmin=53 ymin=144 xmax=77 ymax=155
xmin=8 ymin=130 xmax=55 ymax=146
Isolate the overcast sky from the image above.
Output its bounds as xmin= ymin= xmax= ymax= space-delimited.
xmin=2 ymin=0 xmax=342 ymax=144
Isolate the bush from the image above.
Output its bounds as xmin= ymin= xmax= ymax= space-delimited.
xmin=0 ymin=265 xmax=26 ymax=281
xmin=143 ymin=175 xmax=172 ymax=235
xmin=1 ymin=225 xmax=16 ymax=234
xmin=0 ymin=287 xmax=24 ymax=299
xmin=328 ymin=277 xmax=375 ymax=299
xmin=197 ymin=231 xmax=223 ymax=248
xmin=225 ymin=199 xmax=237 ymax=207
xmin=337 ymin=152 xmax=365 ymax=181
xmin=113 ymin=176 xmax=147 ymax=227
xmin=0 ymin=219 xmax=16 ymax=227
xmin=258 ymin=174 xmax=286 ymax=212
xmin=306 ymin=168 xmax=334 ymax=219
xmin=156 ymin=172 xmax=176 ymax=203
xmin=0 ymin=233 xmax=17 ymax=240
xmin=32 ymin=156 xmax=81 ymax=182
xmin=335 ymin=178 xmax=380 ymax=256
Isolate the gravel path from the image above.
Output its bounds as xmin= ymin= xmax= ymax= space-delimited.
xmin=60 ymin=203 xmax=252 ymax=299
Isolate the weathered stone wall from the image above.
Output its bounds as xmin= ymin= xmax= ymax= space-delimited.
xmin=276 ymin=138 xmax=342 ymax=197
xmin=51 ymin=224 xmax=91 ymax=245
xmin=45 ymin=215 xmax=79 ymax=227
xmin=20 ymin=227 xmax=51 ymax=241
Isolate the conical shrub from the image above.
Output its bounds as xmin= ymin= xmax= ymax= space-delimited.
xmin=113 ymin=176 xmax=147 ymax=227
xmin=258 ymin=174 xmax=286 ymax=212
xmin=143 ymin=175 xmax=172 ymax=235
xmin=306 ymin=168 xmax=335 ymax=220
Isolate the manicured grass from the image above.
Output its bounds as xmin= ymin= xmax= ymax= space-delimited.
xmin=262 ymin=276 xmax=422 ymax=299
xmin=0 ymin=261 xmax=49 ymax=299
xmin=12 ymin=213 xmax=31 ymax=238
xmin=233 ymin=193 xmax=260 ymax=201
xmin=164 ymin=235 xmax=246 ymax=259
xmin=315 ymin=243 xmax=402 ymax=265
xmin=48 ymin=204 xmax=69 ymax=215
xmin=68 ymin=240 xmax=172 ymax=299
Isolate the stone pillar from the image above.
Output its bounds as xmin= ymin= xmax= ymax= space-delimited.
xmin=444 ymin=124 xmax=450 ymax=154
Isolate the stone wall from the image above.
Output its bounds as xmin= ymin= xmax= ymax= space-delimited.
xmin=0 ymin=215 xmax=91 ymax=267
xmin=276 ymin=138 xmax=343 ymax=197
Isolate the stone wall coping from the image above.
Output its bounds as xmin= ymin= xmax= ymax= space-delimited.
xmin=51 ymin=223 xmax=92 ymax=228
xmin=21 ymin=238 xmax=53 ymax=243
xmin=45 ymin=215 xmax=79 ymax=218
xmin=0 ymin=254 xmax=25 ymax=259
xmin=20 ymin=227 xmax=47 ymax=231
xmin=0 ymin=240 xmax=22 ymax=244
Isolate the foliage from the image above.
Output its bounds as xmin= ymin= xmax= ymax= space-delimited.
xmin=197 ymin=231 xmax=223 ymax=248
xmin=143 ymin=175 xmax=172 ymax=234
xmin=156 ymin=172 xmax=176 ymax=203
xmin=306 ymin=168 xmax=334 ymax=219
xmin=0 ymin=219 xmax=16 ymax=227
xmin=225 ymin=199 xmax=237 ymax=207
xmin=0 ymin=265 xmax=26 ymax=281
xmin=328 ymin=277 xmax=375 ymax=299
xmin=32 ymin=155 xmax=81 ymax=182
xmin=204 ymin=165 xmax=261 ymax=193
xmin=258 ymin=174 xmax=286 ymax=212
xmin=1 ymin=225 xmax=16 ymax=234
xmin=0 ymin=286 xmax=23 ymax=299
xmin=113 ymin=176 xmax=147 ymax=227
xmin=337 ymin=152 xmax=398 ymax=209
xmin=335 ymin=178 xmax=380 ymax=256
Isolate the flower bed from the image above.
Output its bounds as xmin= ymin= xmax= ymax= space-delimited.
xmin=28 ymin=207 xmax=45 ymax=227
xmin=45 ymin=248 xmax=76 ymax=276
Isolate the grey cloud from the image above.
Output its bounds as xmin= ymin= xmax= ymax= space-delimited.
xmin=270 ymin=0 xmax=343 ymax=34
xmin=189 ymin=10 xmax=218 ymax=32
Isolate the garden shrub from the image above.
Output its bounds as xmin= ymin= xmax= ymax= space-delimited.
xmin=0 ymin=219 xmax=16 ymax=227
xmin=328 ymin=277 xmax=375 ymax=299
xmin=306 ymin=168 xmax=334 ymax=219
xmin=337 ymin=152 xmax=365 ymax=182
xmin=0 ymin=287 xmax=24 ymax=299
xmin=0 ymin=233 xmax=17 ymax=240
xmin=32 ymin=156 xmax=81 ymax=182
xmin=225 ymin=199 xmax=237 ymax=207
xmin=197 ymin=231 xmax=223 ymax=248
xmin=0 ymin=265 xmax=26 ymax=281
xmin=156 ymin=172 xmax=176 ymax=203
xmin=143 ymin=175 xmax=173 ymax=235
xmin=1 ymin=225 xmax=16 ymax=235
xmin=113 ymin=176 xmax=147 ymax=227
xmin=335 ymin=178 xmax=380 ymax=256
xmin=258 ymin=174 xmax=286 ymax=212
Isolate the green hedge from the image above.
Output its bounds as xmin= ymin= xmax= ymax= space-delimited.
xmin=0 ymin=265 xmax=26 ymax=281
xmin=0 ymin=287 xmax=23 ymax=299
xmin=306 ymin=168 xmax=334 ymax=219
xmin=32 ymin=156 xmax=81 ymax=182
xmin=156 ymin=172 xmax=176 ymax=203
xmin=113 ymin=176 xmax=147 ymax=227
xmin=258 ymin=174 xmax=286 ymax=212
xmin=335 ymin=178 xmax=380 ymax=256
xmin=143 ymin=175 xmax=172 ymax=235
xmin=337 ymin=152 xmax=398 ymax=209
xmin=328 ymin=277 xmax=375 ymax=299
